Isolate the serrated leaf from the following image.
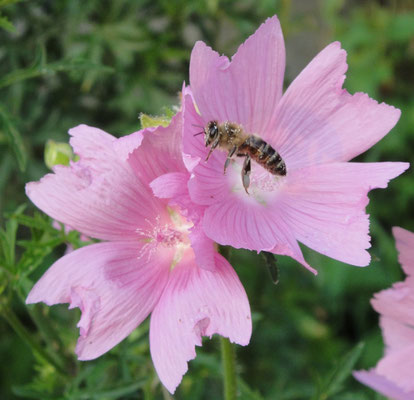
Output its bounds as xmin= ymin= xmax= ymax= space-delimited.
xmin=0 ymin=104 xmax=27 ymax=170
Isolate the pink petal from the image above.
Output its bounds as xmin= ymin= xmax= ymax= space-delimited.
xmin=149 ymin=253 xmax=251 ymax=393
xmin=113 ymin=130 xmax=145 ymax=161
xmin=278 ymin=162 xmax=409 ymax=266
xmin=150 ymin=172 xmax=189 ymax=200
xmin=190 ymin=16 xmax=285 ymax=133
xmin=201 ymin=197 xmax=316 ymax=273
xmin=189 ymin=223 xmax=216 ymax=271
xmin=270 ymin=42 xmax=401 ymax=170
xmin=393 ymin=227 xmax=414 ymax=277
xmin=120 ymin=111 xmax=186 ymax=186
xmin=376 ymin=345 xmax=414 ymax=392
xmin=380 ymin=316 xmax=414 ymax=354
xmin=182 ymin=90 xmax=207 ymax=162
xmin=26 ymin=125 xmax=160 ymax=241
xmin=27 ymin=242 xmax=171 ymax=360
xmin=354 ymin=370 xmax=414 ymax=400
xmin=371 ymin=279 xmax=414 ymax=327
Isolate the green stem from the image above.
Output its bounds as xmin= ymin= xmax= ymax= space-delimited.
xmin=1 ymin=307 xmax=66 ymax=375
xmin=220 ymin=337 xmax=237 ymax=400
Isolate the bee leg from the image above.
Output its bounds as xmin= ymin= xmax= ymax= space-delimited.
xmin=224 ymin=146 xmax=237 ymax=174
xmin=205 ymin=137 xmax=220 ymax=161
xmin=241 ymin=155 xmax=251 ymax=194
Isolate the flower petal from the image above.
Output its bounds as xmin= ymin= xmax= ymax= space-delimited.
xmin=189 ymin=223 xmax=216 ymax=271
xmin=26 ymin=125 xmax=159 ymax=241
xmin=380 ymin=316 xmax=414 ymax=354
xmin=190 ymin=16 xmax=285 ymax=133
xmin=278 ymin=162 xmax=409 ymax=266
xmin=202 ymin=198 xmax=316 ymax=273
xmin=371 ymin=279 xmax=414 ymax=327
xmin=270 ymin=42 xmax=401 ymax=169
xmin=393 ymin=227 xmax=414 ymax=277
xmin=376 ymin=344 xmax=414 ymax=392
xmin=182 ymin=91 xmax=208 ymax=162
xmin=27 ymin=242 xmax=171 ymax=360
xmin=150 ymin=172 xmax=189 ymax=200
xmin=119 ymin=111 xmax=185 ymax=186
xmin=149 ymin=253 xmax=251 ymax=393
xmin=354 ymin=370 xmax=414 ymax=400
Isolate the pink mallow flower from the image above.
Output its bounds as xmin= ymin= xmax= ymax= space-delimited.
xmin=354 ymin=227 xmax=414 ymax=399
xmin=182 ymin=16 xmax=409 ymax=273
xmin=25 ymin=111 xmax=251 ymax=394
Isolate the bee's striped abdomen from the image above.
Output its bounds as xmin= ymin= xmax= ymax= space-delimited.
xmin=238 ymin=135 xmax=286 ymax=176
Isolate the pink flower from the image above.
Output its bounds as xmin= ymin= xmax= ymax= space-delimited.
xmin=354 ymin=227 xmax=414 ymax=399
xmin=183 ymin=16 xmax=409 ymax=273
xmin=25 ymin=111 xmax=252 ymax=393
xmin=353 ymin=370 xmax=414 ymax=400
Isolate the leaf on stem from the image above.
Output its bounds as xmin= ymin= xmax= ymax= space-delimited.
xmin=0 ymin=105 xmax=27 ymax=171
xmin=313 ymin=342 xmax=365 ymax=399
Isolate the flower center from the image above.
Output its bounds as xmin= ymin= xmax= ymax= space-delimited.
xmin=136 ymin=207 xmax=193 ymax=269
xmin=227 ymin=158 xmax=286 ymax=205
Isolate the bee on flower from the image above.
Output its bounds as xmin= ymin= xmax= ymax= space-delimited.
xmin=181 ymin=16 xmax=409 ymax=273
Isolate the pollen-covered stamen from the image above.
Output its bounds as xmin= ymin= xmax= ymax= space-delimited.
xmin=136 ymin=208 xmax=193 ymax=269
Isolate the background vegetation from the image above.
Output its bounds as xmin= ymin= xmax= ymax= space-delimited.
xmin=0 ymin=0 xmax=413 ymax=399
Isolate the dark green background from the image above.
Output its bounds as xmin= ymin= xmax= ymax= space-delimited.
xmin=0 ymin=0 xmax=413 ymax=399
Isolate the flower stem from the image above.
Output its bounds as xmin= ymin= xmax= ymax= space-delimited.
xmin=220 ymin=337 xmax=237 ymax=400
xmin=1 ymin=306 xmax=66 ymax=375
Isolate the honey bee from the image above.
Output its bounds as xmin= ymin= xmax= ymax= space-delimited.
xmin=195 ymin=121 xmax=286 ymax=193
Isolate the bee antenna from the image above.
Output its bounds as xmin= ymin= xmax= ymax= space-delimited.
xmin=193 ymin=131 xmax=204 ymax=137
xmin=192 ymin=124 xmax=204 ymax=129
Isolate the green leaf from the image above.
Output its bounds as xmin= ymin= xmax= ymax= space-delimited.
xmin=388 ymin=13 xmax=414 ymax=41
xmin=313 ymin=342 xmax=365 ymax=399
xmin=0 ymin=204 xmax=25 ymax=269
xmin=0 ymin=104 xmax=27 ymax=171
xmin=238 ymin=378 xmax=265 ymax=400
xmin=0 ymin=1 xmax=25 ymax=32
xmin=5 ymin=211 xmax=55 ymax=232
xmin=11 ymin=385 xmax=56 ymax=399
xmin=67 ymin=381 xmax=146 ymax=400
xmin=44 ymin=140 xmax=75 ymax=169
xmin=140 ymin=112 xmax=171 ymax=128
xmin=0 ymin=0 xmax=24 ymax=7
xmin=0 ymin=58 xmax=113 ymax=90
xmin=0 ymin=14 xmax=14 ymax=32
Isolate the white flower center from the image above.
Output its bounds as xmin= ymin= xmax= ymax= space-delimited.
xmin=226 ymin=158 xmax=286 ymax=205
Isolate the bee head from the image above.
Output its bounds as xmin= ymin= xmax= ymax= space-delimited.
xmin=205 ymin=121 xmax=219 ymax=146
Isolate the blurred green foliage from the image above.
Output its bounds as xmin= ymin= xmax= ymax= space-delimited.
xmin=0 ymin=0 xmax=413 ymax=399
